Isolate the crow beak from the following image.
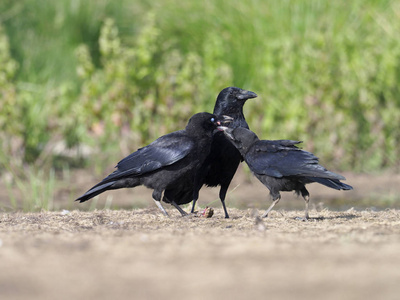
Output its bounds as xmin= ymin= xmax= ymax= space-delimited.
xmin=217 ymin=126 xmax=234 ymax=140
xmin=219 ymin=115 xmax=234 ymax=125
xmin=217 ymin=125 xmax=228 ymax=132
xmin=236 ymin=90 xmax=257 ymax=101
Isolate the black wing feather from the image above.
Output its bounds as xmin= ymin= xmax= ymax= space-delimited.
xmin=102 ymin=131 xmax=194 ymax=182
xmin=248 ymin=140 xmax=345 ymax=180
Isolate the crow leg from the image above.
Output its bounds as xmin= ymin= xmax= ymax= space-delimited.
xmin=190 ymin=199 xmax=197 ymax=214
xmin=163 ymin=193 xmax=188 ymax=216
xmin=190 ymin=190 xmax=198 ymax=213
xmin=262 ymin=195 xmax=281 ymax=218
xmin=170 ymin=201 xmax=188 ymax=216
xmin=191 ymin=172 xmax=203 ymax=214
xmin=154 ymin=200 xmax=169 ymax=217
xmin=301 ymin=188 xmax=310 ymax=220
xmin=219 ymin=186 xmax=230 ymax=219
xmin=303 ymin=195 xmax=310 ymax=220
xmin=152 ymin=190 xmax=169 ymax=217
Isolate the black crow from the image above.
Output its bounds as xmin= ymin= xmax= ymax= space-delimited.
xmin=219 ymin=127 xmax=353 ymax=220
xmin=162 ymin=87 xmax=257 ymax=218
xmin=76 ymin=112 xmax=230 ymax=216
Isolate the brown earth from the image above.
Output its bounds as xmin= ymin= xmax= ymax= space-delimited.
xmin=1 ymin=170 xmax=400 ymax=299
xmin=1 ymin=208 xmax=400 ymax=300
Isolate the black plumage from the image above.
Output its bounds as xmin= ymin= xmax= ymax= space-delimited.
xmin=76 ymin=112 xmax=226 ymax=216
xmin=162 ymin=87 xmax=257 ymax=218
xmin=219 ymin=127 xmax=353 ymax=219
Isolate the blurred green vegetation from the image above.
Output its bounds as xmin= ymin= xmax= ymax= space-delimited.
xmin=1 ymin=0 xmax=400 ymax=183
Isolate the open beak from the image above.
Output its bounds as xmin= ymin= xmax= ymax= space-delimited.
xmin=218 ymin=115 xmax=234 ymax=125
xmin=236 ymin=89 xmax=257 ymax=101
xmin=217 ymin=125 xmax=228 ymax=132
xmin=217 ymin=126 xmax=234 ymax=140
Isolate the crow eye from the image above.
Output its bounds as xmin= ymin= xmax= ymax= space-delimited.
xmin=210 ymin=117 xmax=215 ymax=122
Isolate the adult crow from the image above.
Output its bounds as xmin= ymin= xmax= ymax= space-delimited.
xmin=162 ymin=87 xmax=257 ymax=218
xmin=219 ymin=127 xmax=353 ymax=220
xmin=76 ymin=112 xmax=230 ymax=216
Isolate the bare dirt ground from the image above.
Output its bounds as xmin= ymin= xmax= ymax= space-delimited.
xmin=1 ymin=170 xmax=400 ymax=300
xmin=1 ymin=208 xmax=400 ymax=300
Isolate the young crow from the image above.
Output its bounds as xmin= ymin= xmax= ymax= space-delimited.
xmin=76 ymin=113 xmax=229 ymax=216
xmin=219 ymin=127 xmax=353 ymax=220
xmin=162 ymin=87 xmax=257 ymax=218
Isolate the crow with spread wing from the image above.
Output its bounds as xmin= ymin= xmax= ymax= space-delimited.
xmin=219 ymin=127 xmax=353 ymax=220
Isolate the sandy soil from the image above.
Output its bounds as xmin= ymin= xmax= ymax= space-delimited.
xmin=1 ymin=208 xmax=400 ymax=300
xmin=1 ymin=169 xmax=400 ymax=299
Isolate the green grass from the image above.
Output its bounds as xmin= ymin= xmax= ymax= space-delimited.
xmin=4 ymin=167 xmax=56 ymax=212
xmin=0 ymin=0 xmax=400 ymax=211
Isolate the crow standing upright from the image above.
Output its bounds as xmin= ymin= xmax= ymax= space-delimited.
xmin=163 ymin=87 xmax=257 ymax=218
xmin=76 ymin=113 xmax=229 ymax=216
xmin=219 ymin=127 xmax=353 ymax=220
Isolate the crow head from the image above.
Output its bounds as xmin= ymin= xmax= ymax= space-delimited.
xmin=213 ymin=87 xmax=257 ymax=117
xmin=186 ymin=113 xmax=233 ymax=137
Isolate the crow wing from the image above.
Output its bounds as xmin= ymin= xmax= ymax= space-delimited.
xmin=247 ymin=140 xmax=345 ymax=180
xmin=102 ymin=130 xmax=194 ymax=182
